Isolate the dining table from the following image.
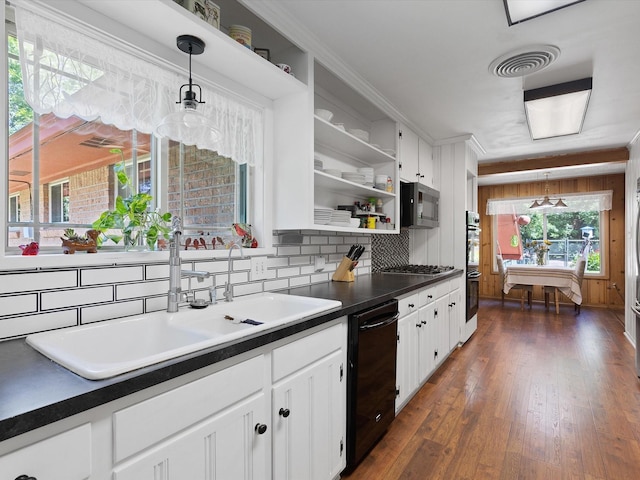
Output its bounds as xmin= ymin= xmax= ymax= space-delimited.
xmin=503 ymin=264 xmax=582 ymax=314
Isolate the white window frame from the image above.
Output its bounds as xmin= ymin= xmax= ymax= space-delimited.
xmin=48 ymin=179 xmax=69 ymax=223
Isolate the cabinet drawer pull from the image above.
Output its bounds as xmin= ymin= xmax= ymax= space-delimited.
xmin=421 ymin=320 xmax=426 ymax=325
xmin=408 ymin=303 xmax=415 ymax=308
xmin=15 ymin=476 xmax=37 ymax=480
xmin=255 ymin=423 xmax=268 ymax=434
xmin=279 ymin=408 xmax=291 ymax=418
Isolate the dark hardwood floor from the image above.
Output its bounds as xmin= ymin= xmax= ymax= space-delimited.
xmin=343 ymin=298 xmax=640 ymax=479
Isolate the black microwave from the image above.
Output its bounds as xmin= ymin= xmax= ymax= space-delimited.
xmin=400 ymin=182 xmax=439 ymax=228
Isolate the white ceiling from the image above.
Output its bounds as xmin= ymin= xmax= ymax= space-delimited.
xmin=259 ymin=0 xmax=640 ymax=182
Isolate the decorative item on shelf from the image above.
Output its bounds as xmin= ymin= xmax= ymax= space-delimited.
xmin=253 ymin=48 xmax=270 ymax=61
xmin=276 ymin=63 xmax=292 ymax=74
xmin=529 ymin=173 xmax=567 ymax=209
xmin=174 ymin=0 xmax=220 ymax=30
xmin=155 ymin=35 xmax=220 ymax=150
xmin=92 ymin=149 xmax=172 ymax=251
xmin=232 ymin=223 xmax=258 ymax=248
xmin=60 ymin=229 xmax=99 ymax=254
xmin=525 ymin=239 xmax=552 ymax=265
xmin=19 ymin=242 xmax=39 ymax=256
xmin=229 ymin=25 xmax=252 ymax=49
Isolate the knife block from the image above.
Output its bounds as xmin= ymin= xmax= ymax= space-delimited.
xmin=332 ymin=256 xmax=356 ymax=282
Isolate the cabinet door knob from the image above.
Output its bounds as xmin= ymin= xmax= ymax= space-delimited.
xmin=279 ymin=408 xmax=291 ymax=418
xmin=408 ymin=303 xmax=415 ymax=308
xmin=416 ymin=323 xmax=422 ymax=328
xmin=428 ymin=295 xmax=433 ymax=299
xmin=255 ymin=423 xmax=268 ymax=435
xmin=421 ymin=320 xmax=426 ymax=325
xmin=15 ymin=476 xmax=37 ymax=480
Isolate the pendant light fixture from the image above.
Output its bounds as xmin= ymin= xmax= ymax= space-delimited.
xmin=156 ymin=35 xmax=220 ymax=147
xmin=529 ymin=173 xmax=567 ymax=210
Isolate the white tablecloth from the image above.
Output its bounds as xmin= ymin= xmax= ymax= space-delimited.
xmin=504 ymin=265 xmax=582 ymax=305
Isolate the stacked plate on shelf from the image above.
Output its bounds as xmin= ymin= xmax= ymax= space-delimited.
xmin=323 ymin=168 xmax=341 ymax=177
xmin=314 ymin=207 xmax=333 ymax=225
xmin=357 ymin=167 xmax=374 ymax=186
xmin=341 ymin=172 xmax=366 ymax=184
xmin=329 ymin=209 xmax=352 ymax=226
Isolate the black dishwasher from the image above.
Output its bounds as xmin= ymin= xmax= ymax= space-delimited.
xmin=346 ymin=299 xmax=399 ymax=470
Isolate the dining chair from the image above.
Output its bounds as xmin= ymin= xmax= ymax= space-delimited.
xmin=544 ymin=258 xmax=587 ymax=314
xmin=496 ymin=256 xmax=532 ymax=310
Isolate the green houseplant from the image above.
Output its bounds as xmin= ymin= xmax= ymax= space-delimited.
xmin=92 ymin=149 xmax=172 ymax=250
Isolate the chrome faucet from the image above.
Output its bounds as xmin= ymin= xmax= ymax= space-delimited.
xmin=224 ymin=243 xmax=244 ymax=302
xmin=167 ymin=216 xmax=215 ymax=312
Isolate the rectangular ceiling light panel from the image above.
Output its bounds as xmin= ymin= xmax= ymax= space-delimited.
xmin=524 ymin=77 xmax=592 ymax=140
xmin=504 ymin=0 xmax=587 ymax=25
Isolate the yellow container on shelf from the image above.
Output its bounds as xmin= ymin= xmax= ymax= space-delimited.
xmin=367 ymin=217 xmax=376 ymax=229
xmin=229 ymin=25 xmax=252 ymax=49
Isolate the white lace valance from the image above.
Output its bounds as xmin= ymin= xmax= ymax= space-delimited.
xmin=14 ymin=1 xmax=262 ymax=166
xmin=486 ymin=190 xmax=613 ymax=215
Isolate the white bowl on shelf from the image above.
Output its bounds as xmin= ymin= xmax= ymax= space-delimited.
xmin=350 ymin=218 xmax=361 ymax=228
xmin=347 ymin=128 xmax=370 ymax=142
xmin=314 ymin=109 xmax=334 ymax=122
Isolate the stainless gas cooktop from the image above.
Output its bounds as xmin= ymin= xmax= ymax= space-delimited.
xmin=379 ymin=264 xmax=455 ymax=275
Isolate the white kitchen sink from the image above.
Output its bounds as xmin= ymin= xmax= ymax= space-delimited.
xmin=26 ymin=293 xmax=341 ymax=380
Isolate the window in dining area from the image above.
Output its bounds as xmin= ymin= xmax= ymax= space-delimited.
xmin=487 ymin=191 xmax=612 ymax=277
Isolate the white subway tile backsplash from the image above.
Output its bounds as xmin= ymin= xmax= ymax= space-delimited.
xmin=290 ymin=276 xmax=311 ymax=287
xmin=0 ymin=310 xmax=77 ymax=338
xmin=277 ymin=267 xmax=300 ymax=278
xmin=116 ymin=280 xmax=168 ymax=300
xmin=268 ymin=257 xmax=289 ymax=268
xmin=301 ymin=245 xmax=320 ymax=255
xmin=146 ymin=295 xmax=168 ymax=313
xmin=0 ymin=230 xmax=387 ymax=340
xmin=0 ymin=270 xmax=77 ymax=294
xmin=309 ymin=236 xmax=329 ymax=244
xmin=145 ymin=264 xmax=170 ymax=280
xmin=277 ymin=246 xmax=301 ymax=256
xmin=0 ymin=294 xmax=38 ymax=317
xmin=263 ymin=279 xmax=289 ymax=291
xmin=233 ymin=282 xmax=263 ymax=297
xmin=41 ymin=286 xmax=114 ymax=310
xmin=81 ymin=300 xmax=144 ymax=324
xmin=311 ymin=273 xmax=329 ymax=283
xmin=289 ymin=256 xmax=311 ymax=266
xmin=81 ymin=266 xmax=144 ymax=286
xmin=320 ymin=245 xmax=337 ymax=254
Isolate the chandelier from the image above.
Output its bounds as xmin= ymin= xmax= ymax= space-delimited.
xmin=529 ymin=173 xmax=568 ymax=209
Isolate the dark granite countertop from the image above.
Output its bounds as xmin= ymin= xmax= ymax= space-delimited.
xmin=0 ymin=270 xmax=462 ymax=443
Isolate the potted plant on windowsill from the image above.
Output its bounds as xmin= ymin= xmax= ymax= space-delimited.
xmin=92 ymin=149 xmax=172 ymax=251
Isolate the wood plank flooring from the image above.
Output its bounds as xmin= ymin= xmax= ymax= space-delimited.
xmin=342 ymin=298 xmax=640 ymax=480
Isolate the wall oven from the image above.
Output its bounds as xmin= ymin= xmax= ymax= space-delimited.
xmin=466 ymin=211 xmax=481 ymax=320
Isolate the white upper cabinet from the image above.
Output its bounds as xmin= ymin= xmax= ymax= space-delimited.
xmin=399 ymin=124 xmax=436 ymax=189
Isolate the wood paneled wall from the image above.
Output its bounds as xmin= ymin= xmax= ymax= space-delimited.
xmin=478 ymin=173 xmax=625 ymax=308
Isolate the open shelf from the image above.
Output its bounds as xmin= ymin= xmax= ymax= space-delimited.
xmin=314 ymin=170 xmax=396 ymax=198
xmin=314 ymin=117 xmax=396 ymax=165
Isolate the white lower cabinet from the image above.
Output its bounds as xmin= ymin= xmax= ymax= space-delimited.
xmin=114 ymin=393 xmax=268 ymax=480
xmin=0 ymin=423 xmax=91 ymax=480
xmin=395 ymin=276 xmax=464 ymax=414
xmin=272 ymin=350 xmax=345 ymax=480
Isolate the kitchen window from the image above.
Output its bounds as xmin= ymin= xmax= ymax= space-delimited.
xmin=487 ymin=191 xmax=612 ymax=278
xmin=4 ymin=6 xmax=261 ymax=255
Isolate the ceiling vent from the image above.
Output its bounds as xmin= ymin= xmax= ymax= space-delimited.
xmin=489 ymin=45 xmax=560 ymax=78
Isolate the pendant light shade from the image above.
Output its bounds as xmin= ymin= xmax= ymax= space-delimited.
xmin=156 ymin=35 xmax=220 ymax=146
xmin=529 ymin=173 xmax=567 ymax=210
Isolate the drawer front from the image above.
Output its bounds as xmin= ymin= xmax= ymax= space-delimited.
xmin=397 ymin=293 xmax=419 ymax=318
xmin=113 ymin=354 xmax=264 ymax=462
xmin=0 ymin=424 xmax=91 ymax=480
xmin=272 ymin=322 xmax=343 ymax=382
